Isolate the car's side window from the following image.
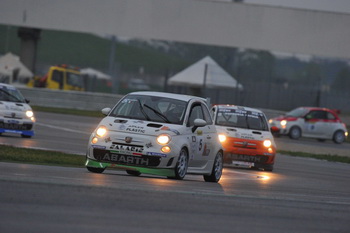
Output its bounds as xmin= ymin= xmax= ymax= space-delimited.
xmin=327 ymin=112 xmax=336 ymax=120
xmin=187 ymin=103 xmax=205 ymax=127
xmin=307 ymin=110 xmax=327 ymax=120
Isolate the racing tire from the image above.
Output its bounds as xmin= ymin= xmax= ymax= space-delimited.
xmin=204 ymin=151 xmax=223 ymax=183
xmin=174 ymin=148 xmax=188 ymax=180
xmin=289 ymin=126 xmax=301 ymax=139
xmin=263 ymin=165 xmax=274 ymax=172
xmin=86 ymin=166 xmax=105 ymax=173
xmin=333 ymin=130 xmax=345 ymax=144
xmin=126 ymin=170 xmax=141 ymax=176
xmin=21 ymin=134 xmax=32 ymax=138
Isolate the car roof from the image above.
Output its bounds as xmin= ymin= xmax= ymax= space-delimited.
xmin=214 ymin=104 xmax=264 ymax=114
xmin=128 ymin=91 xmax=206 ymax=102
xmin=297 ymin=106 xmax=340 ymax=114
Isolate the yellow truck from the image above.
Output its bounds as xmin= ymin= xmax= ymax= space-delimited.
xmin=28 ymin=65 xmax=85 ymax=91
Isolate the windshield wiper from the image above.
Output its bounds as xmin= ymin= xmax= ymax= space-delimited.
xmin=0 ymin=89 xmax=22 ymax=102
xmin=144 ymin=104 xmax=171 ymax=123
xmin=136 ymin=99 xmax=151 ymax=121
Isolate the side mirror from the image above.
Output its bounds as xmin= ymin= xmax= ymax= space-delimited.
xmin=25 ymin=99 xmax=30 ymax=104
xmin=192 ymin=118 xmax=207 ymax=133
xmin=101 ymin=107 xmax=111 ymax=116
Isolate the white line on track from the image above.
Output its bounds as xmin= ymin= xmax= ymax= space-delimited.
xmin=36 ymin=122 xmax=91 ymax=135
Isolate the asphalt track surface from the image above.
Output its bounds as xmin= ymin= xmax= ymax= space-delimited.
xmin=1 ymin=112 xmax=350 ymax=232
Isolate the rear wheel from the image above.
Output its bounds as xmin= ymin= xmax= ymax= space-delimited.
xmin=126 ymin=170 xmax=141 ymax=176
xmin=86 ymin=166 xmax=105 ymax=173
xmin=289 ymin=126 xmax=301 ymax=139
xmin=174 ymin=148 xmax=188 ymax=180
xmin=204 ymin=151 xmax=223 ymax=182
xmin=333 ymin=130 xmax=345 ymax=144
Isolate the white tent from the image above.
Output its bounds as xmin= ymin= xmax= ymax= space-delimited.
xmin=80 ymin=68 xmax=111 ymax=80
xmin=168 ymin=56 xmax=243 ymax=89
xmin=0 ymin=52 xmax=34 ymax=84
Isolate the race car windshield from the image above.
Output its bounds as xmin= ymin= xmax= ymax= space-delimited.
xmin=110 ymin=95 xmax=187 ymax=125
xmin=216 ymin=109 xmax=269 ymax=131
xmin=285 ymin=107 xmax=309 ymax=117
xmin=0 ymin=86 xmax=26 ymax=103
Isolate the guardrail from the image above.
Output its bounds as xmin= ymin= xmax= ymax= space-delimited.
xmin=19 ymin=87 xmax=123 ymax=111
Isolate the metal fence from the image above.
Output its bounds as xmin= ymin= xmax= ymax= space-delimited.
xmin=169 ymin=82 xmax=350 ymax=113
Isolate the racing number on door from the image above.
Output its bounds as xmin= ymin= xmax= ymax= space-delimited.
xmin=198 ymin=139 xmax=203 ymax=151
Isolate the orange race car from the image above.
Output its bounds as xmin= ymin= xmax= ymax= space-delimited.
xmin=211 ymin=105 xmax=276 ymax=171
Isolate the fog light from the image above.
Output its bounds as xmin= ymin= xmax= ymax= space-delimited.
xmin=161 ymin=146 xmax=171 ymax=153
xmin=268 ymin=147 xmax=273 ymax=153
xmin=91 ymin=137 xmax=98 ymax=144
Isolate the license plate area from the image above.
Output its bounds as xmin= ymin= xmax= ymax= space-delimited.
xmin=232 ymin=161 xmax=254 ymax=168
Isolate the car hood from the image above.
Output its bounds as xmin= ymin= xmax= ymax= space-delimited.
xmin=98 ymin=116 xmax=184 ymax=136
xmin=272 ymin=116 xmax=298 ymax=121
xmin=215 ymin=125 xmax=272 ymax=141
xmin=0 ymin=101 xmax=32 ymax=118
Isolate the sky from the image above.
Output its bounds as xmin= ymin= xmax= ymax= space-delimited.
xmin=214 ymin=0 xmax=350 ymax=14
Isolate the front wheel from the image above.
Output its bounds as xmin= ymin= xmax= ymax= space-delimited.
xmin=86 ymin=166 xmax=105 ymax=173
xmin=289 ymin=126 xmax=301 ymax=139
xmin=204 ymin=151 xmax=223 ymax=182
xmin=333 ymin=130 xmax=345 ymax=144
xmin=174 ymin=148 xmax=188 ymax=180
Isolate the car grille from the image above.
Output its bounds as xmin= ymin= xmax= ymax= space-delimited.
xmin=233 ymin=141 xmax=257 ymax=149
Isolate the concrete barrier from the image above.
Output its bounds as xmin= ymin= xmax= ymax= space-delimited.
xmin=19 ymin=87 xmax=123 ymax=111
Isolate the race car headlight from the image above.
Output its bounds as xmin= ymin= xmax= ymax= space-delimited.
xmin=268 ymin=119 xmax=273 ymax=124
xmin=218 ymin=134 xmax=227 ymax=143
xmin=263 ymin=139 xmax=272 ymax=148
xmin=157 ymin=134 xmax=171 ymax=145
xmin=26 ymin=110 xmax=34 ymax=118
xmin=280 ymin=120 xmax=287 ymax=126
xmin=96 ymin=126 xmax=107 ymax=137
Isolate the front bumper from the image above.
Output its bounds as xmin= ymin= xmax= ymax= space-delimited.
xmin=0 ymin=120 xmax=34 ymax=136
xmin=85 ymin=158 xmax=176 ymax=177
xmin=86 ymin=146 xmax=178 ymax=169
xmin=224 ymin=152 xmax=275 ymax=165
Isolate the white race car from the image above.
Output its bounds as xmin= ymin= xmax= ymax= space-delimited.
xmin=85 ymin=91 xmax=223 ymax=182
xmin=0 ymin=83 xmax=35 ymax=138
xmin=269 ymin=107 xmax=348 ymax=144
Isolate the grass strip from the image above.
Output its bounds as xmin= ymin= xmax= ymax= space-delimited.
xmin=278 ymin=150 xmax=350 ymax=164
xmin=32 ymin=106 xmax=102 ymax=118
xmin=0 ymin=145 xmax=85 ymax=167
